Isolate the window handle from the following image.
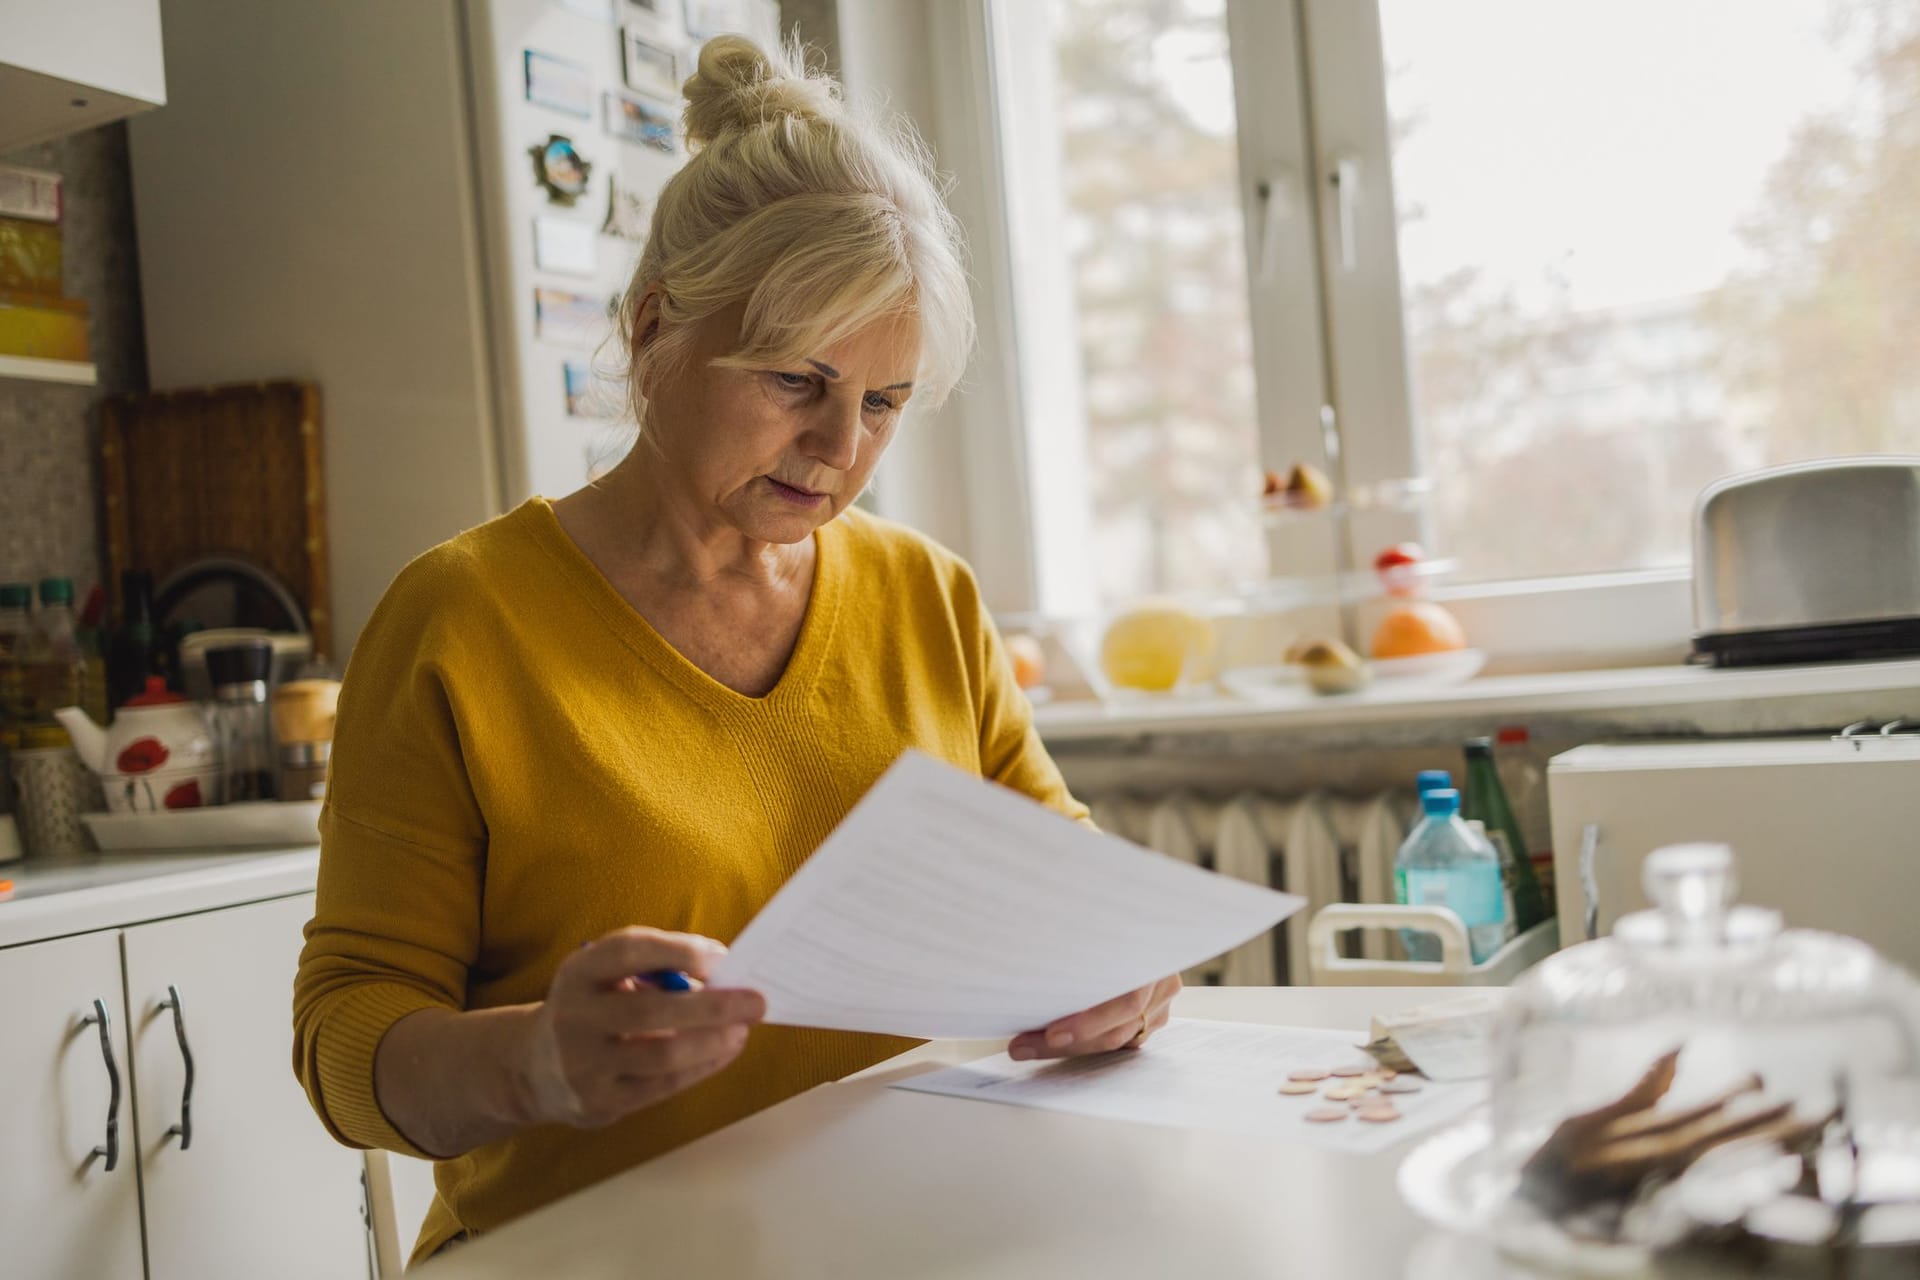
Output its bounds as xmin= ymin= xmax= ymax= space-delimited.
xmin=1331 ymin=158 xmax=1360 ymax=272
xmin=1255 ymin=173 xmax=1292 ymax=284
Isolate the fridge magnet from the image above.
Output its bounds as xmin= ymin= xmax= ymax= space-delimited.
xmin=604 ymin=90 xmax=677 ymax=154
xmin=621 ymin=28 xmax=681 ymax=99
xmin=533 ymin=216 xmax=598 ymax=276
xmin=528 ymin=134 xmax=594 ymax=206
xmin=523 ymin=49 xmax=594 ymax=119
xmin=684 ymin=0 xmax=780 ymax=45
xmin=535 ymin=287 xmax=606 ymax=347
xmin=601 ymin=177 xmax=652 ymax=241
xmin=564 ymin=360 xmax=622 ymax=419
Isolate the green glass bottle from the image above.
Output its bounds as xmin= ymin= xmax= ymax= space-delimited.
xmin=1462 ymin=736 xmax=1549 ymax=933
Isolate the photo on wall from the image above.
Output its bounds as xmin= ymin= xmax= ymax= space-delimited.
xmin=621 ymin=28 xmax=681 ymax=99
xmin=604 ymin=91 xmax=677 ymax=154
xmin=564 ymin=360 xmax=624 ymax=420
xmin=622 ymin=0 xmax=679 ymax=25
xmin=534 ymin=287 xmax=606 ymax=347
xmin=523 ymin=49 xmax=593 ymax=118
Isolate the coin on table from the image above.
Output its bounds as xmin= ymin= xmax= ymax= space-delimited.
xmin=1278 ymin=1080 xmax=1320 ymax=1095
xmin=1324 ymin=1082 xmax=1370 ymax=1102
xmin=1378 ymin=1077 xmax=1424 ymax=1094
xmin=1304 ymin=1107 xmax=1350 ymax=1123
xmin=1330 ymin=1064 xmax=1371 ymax=1078
xmin=1355 ymin=1104 xmax=1402 ymax=1123
xmin=1288 ymin=1068 xmax=1331 ymax=1082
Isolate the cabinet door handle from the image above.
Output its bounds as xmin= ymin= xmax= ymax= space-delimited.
xmin=1580 ymin=823 xmax=1603 ymax=940
xmin=157 ymin=984 xmax=195 ymax=1150
xmin=80 ymin=998 xmax=121 ymax=1172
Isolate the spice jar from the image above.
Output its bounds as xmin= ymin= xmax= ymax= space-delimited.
xmin=205 ymin=641 xmax=276 ymax=802
xmin=272 ymin=678 xmax=339 ymax=801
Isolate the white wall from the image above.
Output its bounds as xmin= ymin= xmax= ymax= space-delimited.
xmin=835 ymin=0 xmax=980 ymax=575
xmin=128 ymin=0 xmax=503 ymax=657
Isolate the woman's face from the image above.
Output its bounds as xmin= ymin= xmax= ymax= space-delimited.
xmin=638 ymin=300 xmax=921 ymax=545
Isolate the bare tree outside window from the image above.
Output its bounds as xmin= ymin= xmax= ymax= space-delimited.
xmin=1387 ymin=0 xmax=1920 ymax=583
xmin=1048 ymin=0 xmax=1267 ymax=607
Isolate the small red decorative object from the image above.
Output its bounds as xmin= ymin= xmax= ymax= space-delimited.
xmin=116 ymin=737 xmax=171 ymax=774
xmin=163 ymin=779 xmax=204 ymax=810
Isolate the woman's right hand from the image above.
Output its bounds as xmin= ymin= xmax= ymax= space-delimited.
xmin=518 ymin=927 xmax=766 ymax=1129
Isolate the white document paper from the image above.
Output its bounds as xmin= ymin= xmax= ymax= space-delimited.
xmin=895 ymin=1018 xmax=1488 ymax=1156
xmin=707 ymin=752 xmax=1304 ymax=1039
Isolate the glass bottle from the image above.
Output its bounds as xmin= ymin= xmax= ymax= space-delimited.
xmin=207 ymin=641 xmax=276 ymax=803
xmin=1494 ymin=725 xmax=1555 ymax=900
xmin=1463 ymin=736 xmax=1550 ymax=934
xmin=109 ymin=570 xmax=159 ymax=710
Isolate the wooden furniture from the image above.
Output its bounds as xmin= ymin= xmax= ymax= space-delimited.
xmin=0 ymin=855 xmax=370 ymax=1278
xmin=100 ymin=380 xmax=333 ymax=658
xmin=417 ymin=987 xmax=1495 ymax=1279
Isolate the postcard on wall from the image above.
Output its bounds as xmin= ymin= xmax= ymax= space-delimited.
xmin=603 ymin=90 xmax=677 ymax=154
xmin=621 ymin=27 xmax=681 ymax=99
xmin=684 ymin=0 xmax=780 ymax=45
xmin=534 ymin=216 xmax=598 ymax=276
xmin=534 ymin=287 xmax=605 ymax=347
xmin=564 ymin=360 xmax=623 ymax=420
xmin=524 ymin=49 xmax=594 ymax=118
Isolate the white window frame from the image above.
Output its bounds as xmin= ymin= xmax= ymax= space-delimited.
xmin=844 ymin=0 xmax=1698 ymax=664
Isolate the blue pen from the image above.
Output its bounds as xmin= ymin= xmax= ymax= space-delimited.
xmin=639 ymin=969 xmax=693 ymax=992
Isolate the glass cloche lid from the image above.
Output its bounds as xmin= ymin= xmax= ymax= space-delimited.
xmin=1480 ymin=843 xmax=1920 ymax=1269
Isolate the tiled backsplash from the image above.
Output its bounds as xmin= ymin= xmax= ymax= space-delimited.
xmin=0 ymin=124 xmax=149 ymax=599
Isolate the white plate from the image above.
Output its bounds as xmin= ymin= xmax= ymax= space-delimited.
xmin=82 ymin=800 xmax=323 ymax=852
xmin=1397 ymin=1118 xmax=1654 ymax=1274
xmin=1217 ymin=664 xmax=1307 ymax=702
xmin=1371 ymin=649 xmax=1487 ymax=685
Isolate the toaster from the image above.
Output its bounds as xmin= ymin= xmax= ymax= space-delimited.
xmin=1692 ymin=457 xmax=1920 ymax=667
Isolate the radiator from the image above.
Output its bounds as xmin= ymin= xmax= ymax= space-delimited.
xmin=1087 ymin=789 xmax=1416 ymax=986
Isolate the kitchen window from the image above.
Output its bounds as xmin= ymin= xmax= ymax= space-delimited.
xmin=971 ymin=0 xmax=1920 ymax=651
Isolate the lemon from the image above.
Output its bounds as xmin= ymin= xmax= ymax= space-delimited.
xmin=1101 ymin=605 xmax=1213 ymax=692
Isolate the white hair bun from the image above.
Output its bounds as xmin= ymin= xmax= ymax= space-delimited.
xmin=682 ymin=35 xmax=841 ymax=149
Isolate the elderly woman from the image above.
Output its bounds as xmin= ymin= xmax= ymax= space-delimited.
xmin=292 ymin=36 xmax=1179 ymax=1260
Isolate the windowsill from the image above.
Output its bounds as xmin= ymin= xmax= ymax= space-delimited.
xmin=1031 ymin=656 xmax=1920 ymax=743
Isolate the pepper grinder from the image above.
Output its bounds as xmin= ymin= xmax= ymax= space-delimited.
xmin=205 ymin=641 xmax=277 ymax=802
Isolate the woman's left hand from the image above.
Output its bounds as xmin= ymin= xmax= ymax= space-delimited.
xmin=1007 ymin=973 xmax=1183 ymax=1061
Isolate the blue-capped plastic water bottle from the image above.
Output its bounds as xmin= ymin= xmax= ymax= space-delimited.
xmin=1394 ymin=787 xmax=1512 ymax=964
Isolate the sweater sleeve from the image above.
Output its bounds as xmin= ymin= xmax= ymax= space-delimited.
xmin=950 ymin=564 xmax=1093 ymax=826
xmin=291 ymin=555 xmax=489 ymax=1158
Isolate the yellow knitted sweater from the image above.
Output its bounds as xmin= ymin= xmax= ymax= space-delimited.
xmin=291 ymin=498 xmax=1086 ymax=1260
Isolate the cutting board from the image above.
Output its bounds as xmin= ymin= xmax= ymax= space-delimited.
xmin=100 ymin=380 xmax=332 ymax=658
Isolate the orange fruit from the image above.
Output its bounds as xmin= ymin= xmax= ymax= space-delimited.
xmin=1370 ymin=602 xmax=1467 ymax=659
xmin=1006 ymin=634 xmax=1047 ymax=689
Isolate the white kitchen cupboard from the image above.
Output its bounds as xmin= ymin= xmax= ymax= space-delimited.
xmin=122 ymin=893 xmax=369 ymax=1278
xmin=0 ymin=890 xmax=370 ymax=1278
xmin=0 ymin=929 xmax=147 ymax=1280
xmin=0 ymin=0 xmax=167 ymax=150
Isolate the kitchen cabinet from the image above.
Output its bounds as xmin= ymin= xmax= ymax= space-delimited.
xmin=0 ymin=930 xmax=147 ymax=1279
xmin=0 ymin=0 xmax=167 ymax=150
xmin=0 ymin=887 xmax=370 ymax=1278
xmin=124 ymin=894 xmax=369 ymax=1278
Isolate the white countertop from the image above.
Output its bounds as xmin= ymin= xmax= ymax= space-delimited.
xmin=422 ymin=985 xmax=1506 ymax=1280
xmin=0 ymin=847 xmax=320 ymax=948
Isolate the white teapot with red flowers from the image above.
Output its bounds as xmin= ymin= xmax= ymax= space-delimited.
xmin=55 ymin=678 xmax=221 ymax=812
